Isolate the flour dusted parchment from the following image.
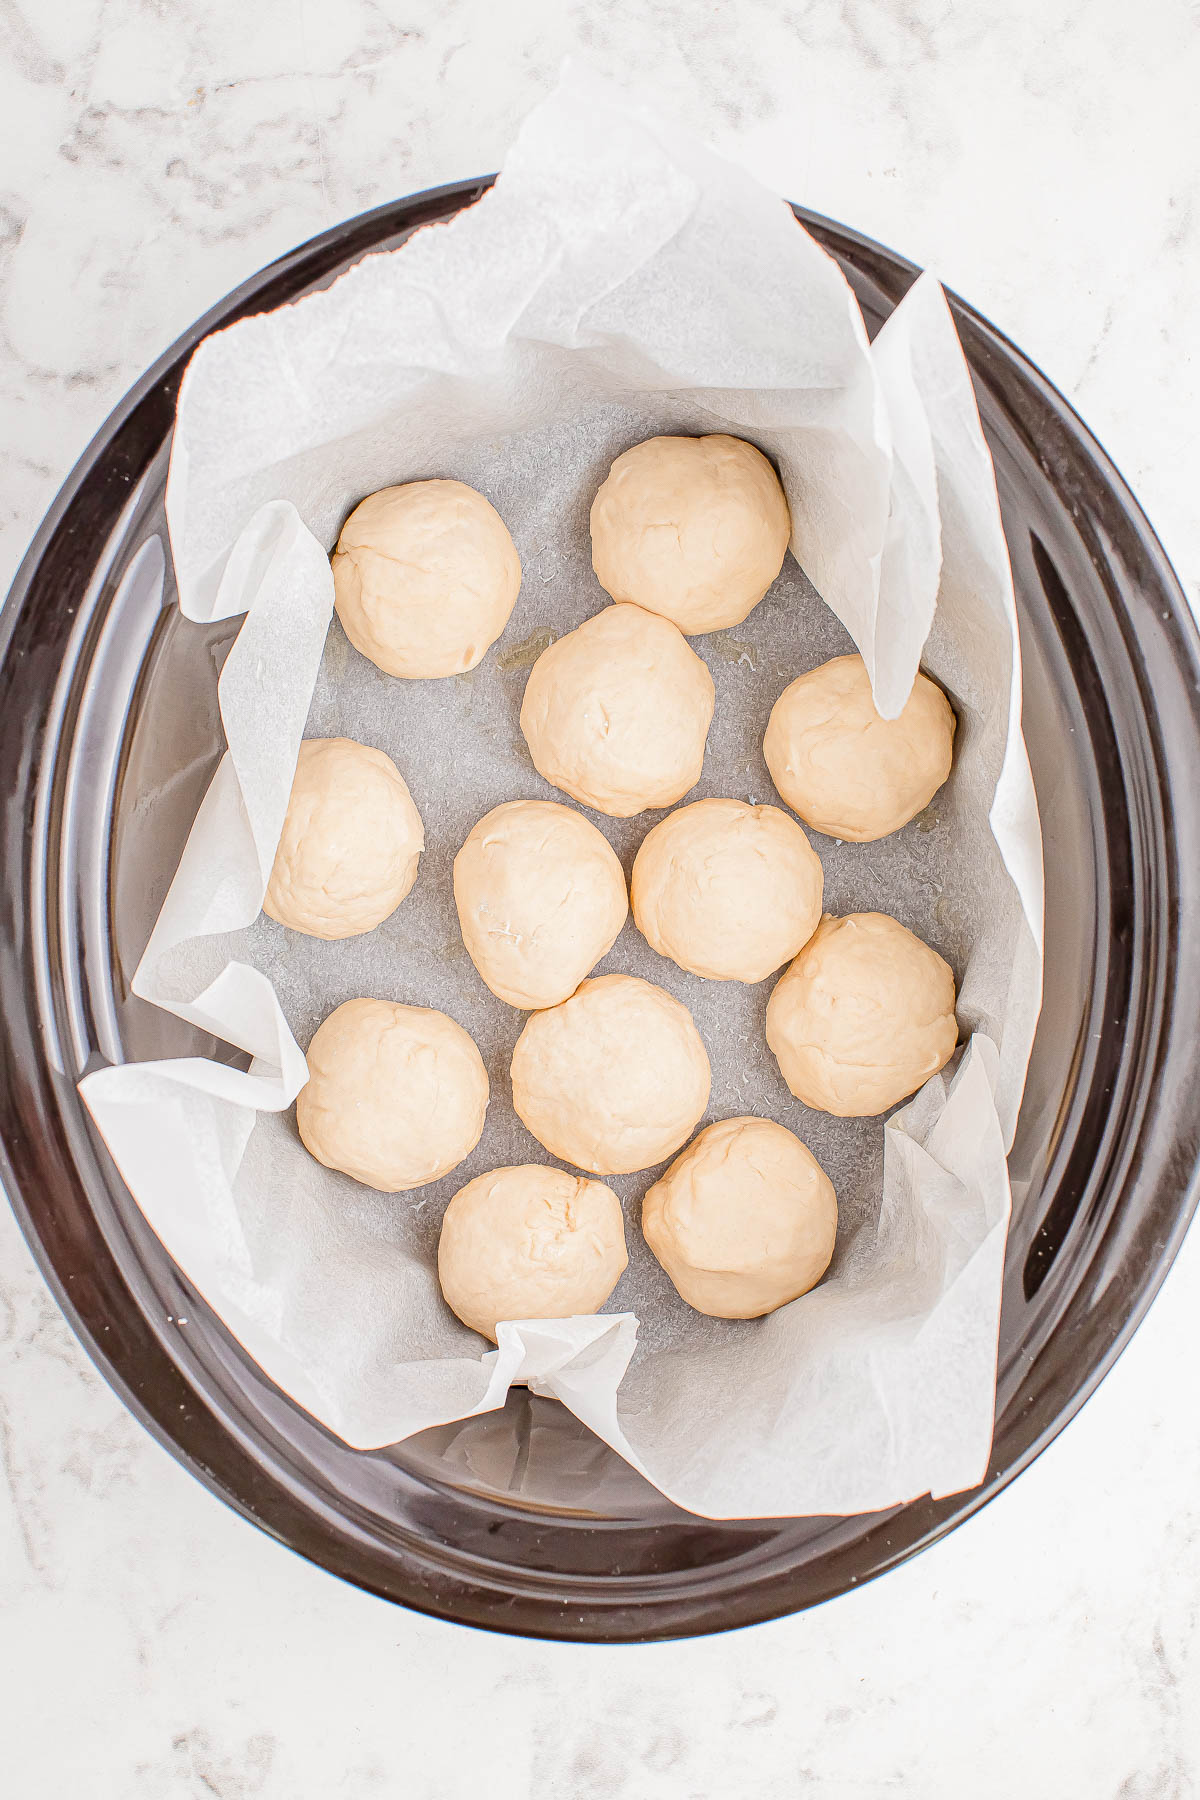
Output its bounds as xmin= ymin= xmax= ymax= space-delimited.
xmin=81 ymin=67 xmax=1043 ymax=1518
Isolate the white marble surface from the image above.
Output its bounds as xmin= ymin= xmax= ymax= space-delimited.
xmin=1 ymin=2 xmax=1198 ymax=1794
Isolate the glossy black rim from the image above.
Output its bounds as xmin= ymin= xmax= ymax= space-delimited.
xmin=2 ymin=180 xmax=1199 ymax=1642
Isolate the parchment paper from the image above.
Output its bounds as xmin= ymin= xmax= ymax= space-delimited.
xmin=80 ymin=66 xmax=1043 ymax=1518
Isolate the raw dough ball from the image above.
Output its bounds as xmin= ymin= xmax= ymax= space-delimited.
xmin=766 ymin=913 xmax=958 ymax=1116
xmin=590 ymin=435 xmax=791 ymax=634
xmin=632 ymin=798 xmax=823 ymax=983
xmin=263 ymin=737 xmax=424 ymax=940
xmin=297 ymin=998 xmax=488 ymax=1192
xmin=520 ymin=603 xmax=715 ymax=817
xmin=643 ymin=1116 xmax=837 ymax=1319
xmin=764 ymin=654 xmax=955 ymax=841
xmin=332 ymin=479 xmax=521 ymax=678
xmin=453 ymin=800 xmax=628 ymax=1010
xmin=510 ymin=973 xmax=711 ymax=1175
xmin=438 ymin=1164 xmax=628 ymax=1341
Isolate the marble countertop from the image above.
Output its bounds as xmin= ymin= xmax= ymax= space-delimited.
xmin=2 ymin=2 xmax=1198 ymax=1794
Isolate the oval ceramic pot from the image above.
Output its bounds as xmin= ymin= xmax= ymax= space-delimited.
xmin=2 ymin=180 xmax=1199 ymax=1641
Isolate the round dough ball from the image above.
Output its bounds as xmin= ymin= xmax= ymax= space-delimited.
xmin=643 ymin=1117 xmax=837 ymax=1318
xmin=764 ymin=654 xmax=955 ymax=841
xmin=298 ymin=998 xmax=488 ymax=1192
xmin=332 ymin=479 xmax=521 ymax=679
xmin=766 ymin=913 xmax=958 ymax=1116
xmin=438 ymin=1165 xmax=628 ymax=1341
xmin=590 ymin=435 xmax=791 ymax=634
xmin=520 ymin=603 xmax=715 ymax=817
xmin=453 ymin=800 xmax=628 ymax=1010
xmin=510 ymin=973 xmax=711 ymax=1176
xmin=263 ymin=737 xmax=424 ymax=940
xmin=632 ymin=798 xmax=823 ymax=983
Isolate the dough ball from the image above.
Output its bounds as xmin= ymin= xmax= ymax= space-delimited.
xmin=632 ymin=798 xmax=823 ymax=983
xmin=510 ymin=973 xmax=711 ymax=1175
xmin=438 ymin=1164 xmax=628 ymax=1341
xmin=453 ymin=800 xmax=628 ymax=1010
xmin=332 ymin=479 xmax=521 ymax=678
xmin=298 ymin=998 xmax=488 ymax=1191
xmin=766 ymin=913 xmax=958 ymax=1116
xmin=643 ymin=1117 xmax=837 ymax=1319
xmin=520 ymin=603 xmax=715 ymax=817
xmin=590 ymin=435 xmax=791 ymax=633
xmin=764 ymin=654 xmax=955 ymax=841
xmin=263 ymin=737 xmax=424 ymax=940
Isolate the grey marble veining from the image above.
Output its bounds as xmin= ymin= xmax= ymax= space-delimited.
xmin=2 ymin=1 xmax=1199 ymax=1794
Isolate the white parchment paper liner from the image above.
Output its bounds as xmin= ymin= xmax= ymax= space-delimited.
xmin=81 ymin=67 xmax=1043 ymax=1518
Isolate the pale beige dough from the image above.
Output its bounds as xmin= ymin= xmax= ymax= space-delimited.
xmin=453 ymin=800 xmax=628 ymax=1010
xmin=519 ymin=603 xmax=715 ymax=818
xmin=590 ymin=434 xmax=791 ymax=634
xmin=631 ymin=798 xmax=823 ymax=983
xmin=297 ymin=998 xmax=488 ymax=1192
xmin=642 ymin=1116 xmax=837 ymax=1318
xmin=510 ymin=973 xmax=711 ymax=1176
xmin=766 ymin=912 xmax=958 ymax=1116
xmin=438 ymin=1164 xmax=628 ymax=1341
xmin=263 ymin=737 xmax=424 ymax=940
xmin=763 ymin=654 xmax=956 ymax=841
xmin=332 ymin=479 xmax=521 ymax=679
